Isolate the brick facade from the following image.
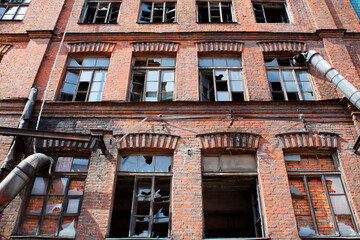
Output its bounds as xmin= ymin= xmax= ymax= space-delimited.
xmin=0 ymin=0 xmax=360 ymax=239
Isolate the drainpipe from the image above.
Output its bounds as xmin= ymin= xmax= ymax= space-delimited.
xmin=1 ymin=87 xmax=38 ymax=171
xmin=0 ymin=153 xmax=54 ymax=213
xmin=294 ymin=50 xmax=360 ymax=110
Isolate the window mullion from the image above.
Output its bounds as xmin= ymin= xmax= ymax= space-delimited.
xmin=143 ymin=70 xmax=149 ymax=101
xmin=250 ymin=186 xmax=259 ymax=237
xmin=148 ymin=176 xmax=155 ymax=237
xmin=157 ymin=70 xmax=161 ymax=101
xmin=226 ymin=69 xmax=232 ymax=101
xmin=37 ymin=177 xmax=53 ymax=236
xmin=261 ymin=4 xmax=267 ymax=23
xmin=150 ymin=2 xmax=154 ymax=23
xmin=55 ymin=177 xmax=71 ymax=236
xmin=278 ymin=69 xmax=288 ymax=100
xmin=212 ymin=69 xmax=218 ymax=101
xmin=93 ymin=3 xmax=100 ymax=23
xmin=104 ymin=2 xmax=111 ymax=23
xmin=162 ymin=2 xmax=166 ymax=23
xmin=219 ymin=2 xmax=223 ymax=22
xmin=321 ymin=175 xmax=340 ymax=235
xmin=303 ymin=175 xmax=320 ymax=236
xmin=340 ymin=174 xmax=360 ymax=233
xmin=207 ymin=1 xmax=211 ymax=22
xmin=292 ymin=70 xmax=303 ymax=100
xmin=129 ymin=177 xmax=138 ymax=237
xmin=85 ymin=70 xmax=95 ymax=101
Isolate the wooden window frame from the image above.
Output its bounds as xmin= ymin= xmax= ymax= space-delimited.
xmin=196 ymin=1 xmax=235 ymax=23
xmin=138 ymin=1 xmax=177 ymax=23
xmin=129 ymin=56 xmax=175 ymax=102
xmin=286 ymin=153 xmax=360 ymax=237
xmin=0 ymin=0 xmax=31 ymax=21
xmin=252 ymin=1 xmax=290 ymax=23
xmin=15 ymin=157 xmax=89 ymax=237
xmin=265 ymin=56 xmax=316 ymax=101
xmin=199 ymin=56 xmax=245 ymax=102
xmin=80 ymin=0 xmax=121 ymax=24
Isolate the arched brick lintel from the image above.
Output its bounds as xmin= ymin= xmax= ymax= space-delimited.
xmin=195 ymin=41 xmax=243 ymax=52
xmin=0 ymin=44 xmax=12 ymax=55
xmin=132 ymin=42 xmax=179 ymax=52
xmin=197 ymin=132 xmax=261 ymax=150
xmin=116 ymin=133 xmax=180 ymax=150
xmin=276 ymin=131 xmax=339 ymax=149
xmin=257 ymin=41 xmax=306 ymax=52
xmin=66 ymin=42 xmax=116 ymax=53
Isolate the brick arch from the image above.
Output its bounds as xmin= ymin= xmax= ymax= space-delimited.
xmin=197 ymin=132 xmax=261 ymax=150
xmin=195 ymin=41 xmax=243 ymax=52
xmin=116 ymin=133 xmax=180 ymax=150
xmin=276 ymin=131 xmax=339 ymax=149
xmin=132 ymin=42 xmax=179 ymax=52
xmin=66 ymin=42 xmax=116 ymax=53
xmin=257 ymin=41 xmax=306 ymax=52
xmin=0 ymin=44 xmax=12 ymax=55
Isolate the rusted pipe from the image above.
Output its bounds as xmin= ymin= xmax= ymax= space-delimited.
xmin=0 ymin=153 xmax=54 ymax=212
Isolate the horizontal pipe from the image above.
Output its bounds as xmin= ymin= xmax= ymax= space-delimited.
xmin=0 ymin=153 xmax=54 ymax=212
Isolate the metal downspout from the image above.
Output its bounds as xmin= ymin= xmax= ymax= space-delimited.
xmin=0 ymin=153 xmax=54 ymax=212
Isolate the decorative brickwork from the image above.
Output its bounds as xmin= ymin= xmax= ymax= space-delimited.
xmin=0 ymin=44 xmax=11 ymax=55
xmin=276 ymin=132 xmax=338 ymax=149
xmin=197 ymin=132 xmax=260 ymax=150
xmin=257 ymin=41 xmax=306 ymax=52
xmin=132 ymin=42 xmax=179 ymax=52
xmin=66 ymin=42 xmax=116 ymax=53
xmin=38 ymin=139 xmax=97 ymax=149
xmin=195 ymin=42 xmax=243 ymax=52
xmin=116 ymin=133 xmax=180 ymax=150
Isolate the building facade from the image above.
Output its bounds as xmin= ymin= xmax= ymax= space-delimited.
xmin=0 ymin=0 xmax=360 ymax=239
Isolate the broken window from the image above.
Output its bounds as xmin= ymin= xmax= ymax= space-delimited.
xmin=202 ymin=154 xmax=264 ymax=238
xmin=199 ymin=56 xmax=244 ymax=101
xmin=81 ymin=1 xmax=121 ymax=23
xmin=139 ymin=1 xmax=176 ymax=23
xmin=0 ymin=0 xmax=31 ymax=20
xmin=130 ymin=57 xmax=175 ymax=102
xmin=253 ymin=2 xmax=289 ymax=23
xmin=110 ymin=155 xmax=172 ymax=238
xmin=265 ymin=56 xmax=315 ymax=101
xmin=197 ymin=1 xmax=234 ymax=23
xmin=286 ymin=154 xmax=359 ymax=237
xmin=58 ymin=56 xmax=110 ymax=102
xmin=17 ymin=157 xmax=89 ymax=238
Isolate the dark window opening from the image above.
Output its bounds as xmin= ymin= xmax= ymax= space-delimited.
xmin=203 ymin=176 xmax=262 ymax=238
xmin=197 ymin=1 xmax=234 ymax=23
xmin=110 ymin=155 xmax=172 ymax=238
xmin=81 ymin=1 xmax=121 ymax=23
xmin=253 ymin=2 xmax=289 ymax=23
xmin=139 ymin=1 xmax=176 ymax=23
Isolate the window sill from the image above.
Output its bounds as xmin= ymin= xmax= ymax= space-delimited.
xmin=11 ymin=236 xmax=75 ymax=240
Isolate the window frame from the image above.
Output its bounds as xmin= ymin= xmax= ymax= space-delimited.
xmin=196 ymin=1 xmax=235 ymax=23
xmin=80 ymin=0 xmax=121 ymax=24
xmin=138 ymin=1 xmax=177 ymax=23
xmin=0 ymin=0 xmax=31 ymax=21
xmin=201 ymin=152 xmax=265 ymax=238
xmin=16 ymin=157 xmax=89 ymax=237
xmin=252 ymin=1 xmax=290 ymax=23
xmin=129 ymin=56 xmax=176 ymax=102
xmin=58 ymin=56 xmax=110 ymax=102
xmin=265 ymin=56 xmax=316 ymax=101
xmin=198 ymin=56 xmax=245 ymax=102
xmin=286 ymin=153 xmax=360 ymax=238
xmin=110 ymin=154 xmax=173 ymax=238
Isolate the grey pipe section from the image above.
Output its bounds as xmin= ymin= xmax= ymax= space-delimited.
xmin=0 ymin=153 xmax=54 ymax=212
xmin=294 ymin=50 xmax=360 ymax=110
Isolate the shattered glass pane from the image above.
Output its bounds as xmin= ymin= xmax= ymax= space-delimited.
xmin=21 ymin=216 xmax=39 ymax=235
xmin=68 ymin=180 xmax=85 ymax=196
xmin=49 ymin=177 xmax=68 ymax=195
xmin=71 ymin=158 xmax=89 ymax=172
xmin=265 ymin=58 xmax=278 ymax=67
xmin=59 ymin=218 xmax=77 ymax=238
xmin=153 ymin=207 xmax=169 ymax=223
xmin=40 ymin=216 xmax=59 ymax=235
xmin=31 ymin=177 xmax=49 ymax=195
xmin=155 ymin=156 xmax=172 ymax=172
xmin=337 ymin=215 xmax=357 ymax=236
xmin=330 ymin=195 xmax=351 ymax=215
xmin=120 ymin=156 xmax=137 ymax=171
xmin=137 ymin=180 xmax=152 ymax=201
xmin=325 ymin=176 xmax=344 ymax=194
xmin=45 ymin=196 xmax=63 ymax=215
xmin=137 ymin=156 xmax=155 ymax=172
